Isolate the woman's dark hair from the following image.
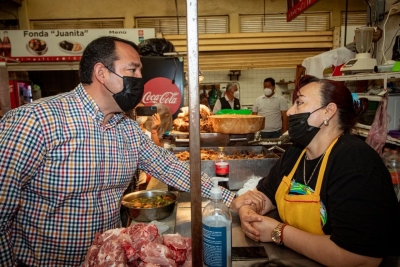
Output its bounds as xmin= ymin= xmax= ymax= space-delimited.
xmin=295 ymin=75 xmax=368 ymax=131
xmin=79 ymin=36 xmax=139 ymax=84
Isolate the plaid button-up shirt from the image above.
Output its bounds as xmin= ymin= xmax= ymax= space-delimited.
xmin=0 ymin=84 xmax=234 ymax=266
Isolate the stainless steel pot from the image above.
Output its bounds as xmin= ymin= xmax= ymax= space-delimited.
xmin=121 ymin=190 xmax=177 ymax=222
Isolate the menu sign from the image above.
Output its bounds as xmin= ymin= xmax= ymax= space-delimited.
xmin=0 ymin=28 xmax=155 ymax=62
xmin=287 ymin=0 xmax=319 ymax=22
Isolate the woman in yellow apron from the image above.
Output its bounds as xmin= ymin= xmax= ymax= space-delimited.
xmin=231 ymin=75 xmax=400 ymax=267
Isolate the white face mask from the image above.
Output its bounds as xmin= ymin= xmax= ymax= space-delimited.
xmin=233 ymin=90 xmax=239 ymax=98
xmin=264 ymin=88 xmax=273 ymax=96
xmin=136 ymin=116 xmax=148 ymax=125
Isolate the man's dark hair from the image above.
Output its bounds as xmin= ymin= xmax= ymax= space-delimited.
xmin=79 ymin=36 xmax=139 ymax=84
xmin=263 ymin=77 xmax=275 ymax=86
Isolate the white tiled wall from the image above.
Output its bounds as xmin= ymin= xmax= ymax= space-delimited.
xmin=184 ymin=68 xmax=296 ymax=109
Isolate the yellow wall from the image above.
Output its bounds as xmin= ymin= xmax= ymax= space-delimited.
xmin=7 ymin=0 xmax=365 ymax=31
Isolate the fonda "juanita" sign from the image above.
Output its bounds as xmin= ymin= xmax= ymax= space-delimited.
xmin=0 ymin=28 xmax=155 ymax=62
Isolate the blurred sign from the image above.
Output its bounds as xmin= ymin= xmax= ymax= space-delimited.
xmin=287 ymin=0 xmax=319 ymax=22
xmin=0 ymin=28 xmax=155 ymax=62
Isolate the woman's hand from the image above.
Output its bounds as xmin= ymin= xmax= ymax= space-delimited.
xmin=251 ymin=217 xmax=280 ymax=242
xmin=238 ymin=205 xmax=262 ymax=241
xmin=151 ymin=113 xmax=161 ymax=131
xmin=230 ymin=189 xmax=268 ymax=214
xmin=239 ymin=206 xmax=280 ymax=243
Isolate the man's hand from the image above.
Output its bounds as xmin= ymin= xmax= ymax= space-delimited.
xmin=230 ymin=189 xmax=267 ymax=214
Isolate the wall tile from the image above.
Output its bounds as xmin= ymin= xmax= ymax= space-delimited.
xmin=183 ymin=68 xmax=296 ymax=109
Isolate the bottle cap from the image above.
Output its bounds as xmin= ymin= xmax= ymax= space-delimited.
xmin=210 ymin=177 xmax=229 ymax=199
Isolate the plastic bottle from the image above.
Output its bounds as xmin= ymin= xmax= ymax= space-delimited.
xmin=386 ymin=150 xmax=400 ymax=201
xmin=202 ymin=177 xmax=232 ymax=267
xmin=382 ymin=147 xmax=391 ymax=163
xmin=2 ymin=31 xmax=11 ymax=57
xmin=215 ymin=147 xmax=229 ymax=189
xmin=0 ymin=32 xmax=3 ymax=57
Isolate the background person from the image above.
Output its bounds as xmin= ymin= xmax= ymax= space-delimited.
xmin=123 ymin=102 xmax=162 ymax=195
xmin=231 ymin=75 xmax=400 ymax=267
xmin=252 ymin=77 xmax=288 ymax=138
xmin=0 ymin=36 xmax=236 ymax=267
xmin=212 ymin=82 xmax=241 ymax=114
xmin=131 ymin=102 xmax=161 ymax=146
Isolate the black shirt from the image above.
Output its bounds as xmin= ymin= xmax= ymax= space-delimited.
xmin=257 ymin=132 xmax=400 ymax=258
xmin=219 ymin=97 xmax=240 ymax=110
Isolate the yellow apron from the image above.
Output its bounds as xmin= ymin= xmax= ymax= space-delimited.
xmin=275 ymin=137 xmax=339 ymax=235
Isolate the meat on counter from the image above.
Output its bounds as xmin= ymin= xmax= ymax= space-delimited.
xmin=82 ymin=223 xmax=192 ymax=267
xmin=173 ymin=104 xmax=213 ymax=133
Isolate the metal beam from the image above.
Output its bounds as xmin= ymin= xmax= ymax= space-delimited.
xmin=186 ymin=0 xmax=203 ymax=266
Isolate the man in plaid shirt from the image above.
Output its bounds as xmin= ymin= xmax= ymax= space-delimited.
xmin=0 ymin=36 xmax=235 ymax=267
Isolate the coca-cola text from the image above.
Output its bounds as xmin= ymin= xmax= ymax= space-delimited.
xmin=142 ymin=92 xmax=179 ymax=105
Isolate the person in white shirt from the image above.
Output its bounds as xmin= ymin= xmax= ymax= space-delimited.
xmin=212 ymin=82 xmax=241 ymax=114
xmin=252 ymin=77 xmax=288 ymax=138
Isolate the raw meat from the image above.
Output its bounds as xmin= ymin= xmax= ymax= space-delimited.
xmin=82 ymin=224 xmax=192 ymax=267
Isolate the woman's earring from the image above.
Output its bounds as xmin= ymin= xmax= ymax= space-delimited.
xmin=323 ymin=118 xmax=329 ymax=126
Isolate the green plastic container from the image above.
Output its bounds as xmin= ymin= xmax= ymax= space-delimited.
xmin=392 ymin=61 xmax=400 ymax=72
xmin=215 ymin=109 xmax=252 ymax=115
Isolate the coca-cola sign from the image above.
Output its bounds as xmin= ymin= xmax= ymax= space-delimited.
xmin=142 ymin=77 xmax=182 ymax=115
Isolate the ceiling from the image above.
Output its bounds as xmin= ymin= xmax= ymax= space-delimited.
xmin=0 ymin=0 xmax=21 ymax=6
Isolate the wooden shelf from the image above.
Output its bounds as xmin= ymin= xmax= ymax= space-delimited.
xmin=276 ymin=82 xmax=295 ymax=91
xmin=328 ymin=72 xmax=400 ymax=85
xmin=351 ymin=127 xmax=400 ymax=146
xmin=276 ymin=82 xmax=294 ymax=85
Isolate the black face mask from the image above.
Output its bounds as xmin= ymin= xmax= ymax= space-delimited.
xmin=288 ymin=106 xmax=325 ymax=147
xmin=104 ymin=67 xmax=144 ymax=112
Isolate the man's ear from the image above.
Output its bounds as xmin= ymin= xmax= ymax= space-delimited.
xmin=94 ymin=63 xmax=106 ymax=83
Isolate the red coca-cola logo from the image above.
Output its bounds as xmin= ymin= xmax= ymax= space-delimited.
xmin=143 ymin=77 xmax=182 ymax=114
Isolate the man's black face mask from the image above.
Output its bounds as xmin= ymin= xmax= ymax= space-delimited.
xmin=103 ymin=66 xmax=144 ymax=112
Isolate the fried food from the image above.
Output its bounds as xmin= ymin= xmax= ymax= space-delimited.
xmin=174 ymin=149 xmax=266 ymax=161
xmin=173 ymin=104 xmax=213 ymax=133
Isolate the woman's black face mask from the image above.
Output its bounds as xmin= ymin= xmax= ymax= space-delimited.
xmin=288 ymin=106 xmax=325 ymax=147
xmin=104 ymin=67 xmax=144 ymax=112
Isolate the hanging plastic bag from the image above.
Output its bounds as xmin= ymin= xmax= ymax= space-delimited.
xmin=138 ymin=38 xmax=175 ymax=56
xmin=365 ymin=93 xmax=388 ymax=157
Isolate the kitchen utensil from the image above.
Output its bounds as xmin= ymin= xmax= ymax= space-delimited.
xmin=208 ymin=115 xmax=265 ymax=134
xmin=341 ymin=27 xmax=377 ymax=74
xmin=121 ymin=190 xmax=177 ymax=222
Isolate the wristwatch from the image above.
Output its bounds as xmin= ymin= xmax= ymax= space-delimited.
xmin=271 ymin=223 xmax=286 ymax=246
